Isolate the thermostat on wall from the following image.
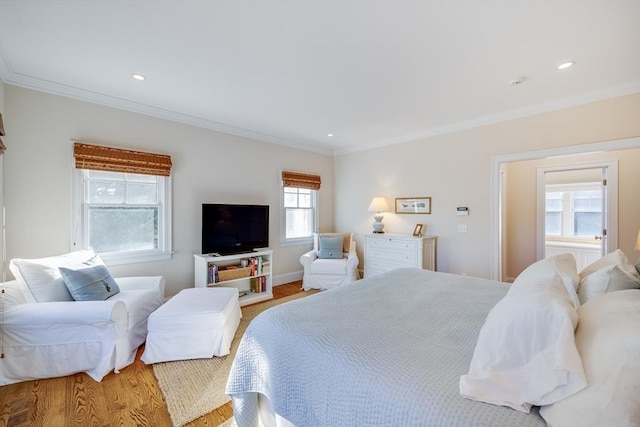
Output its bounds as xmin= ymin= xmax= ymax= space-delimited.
xmin=457 ymin=207 xmax=469 ymax=216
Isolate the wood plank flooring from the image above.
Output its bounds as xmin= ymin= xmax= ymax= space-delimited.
xmin=0 ymin=281 xmax=303 ymax=427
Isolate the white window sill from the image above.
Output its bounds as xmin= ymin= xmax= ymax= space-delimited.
xmin=280 ymin=236 xmax=313 ymax=247
xmin=98 ymin=249 xmax=172 ymax=266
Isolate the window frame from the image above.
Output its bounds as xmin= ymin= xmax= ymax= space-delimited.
xmin=71 ymin=168 xmax=172 ymax=266
xmin=544 ymin=182 xmax=602 ymax=243
xmin=280 ymin=185 xmax=318 ymax=245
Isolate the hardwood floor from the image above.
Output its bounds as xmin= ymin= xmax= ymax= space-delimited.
xmin=0 ymin=281 xmax=303 ymax=427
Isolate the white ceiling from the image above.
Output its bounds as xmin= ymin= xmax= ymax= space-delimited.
xmin=1 ymin=1 xmax=639 ymax=156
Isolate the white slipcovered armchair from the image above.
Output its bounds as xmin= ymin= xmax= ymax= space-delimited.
xmin=300 ymin=233 xmax=359 ymax=290
xmin=0 ymin=250 xmax=165 ymax=386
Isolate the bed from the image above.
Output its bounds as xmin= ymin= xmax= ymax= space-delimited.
xmin=226 ymin=268 xmax=545 ymax=426
xmin=226 ymin=253 xmax=640 ymax=427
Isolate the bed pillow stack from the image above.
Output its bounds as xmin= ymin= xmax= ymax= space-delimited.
xmin=459 ymin=253 xmax=586 ymax=412
xmin=576 ymin=249 xmax=640 ymax=304
xmin=539 ymin=289 xmax=640 ymax=427
xmin=538 ymin=249 xmax=640 ymax=426
xmin=461 ymin=250 xmax=640 ymax=426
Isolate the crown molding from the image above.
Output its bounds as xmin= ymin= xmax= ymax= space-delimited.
xmin=1 ymin=41 xmax=638 ymax=159
xmin=0 ymin=49 xmax=334 ymax=156
xmin=334 ymin=80 xmax=640 ymax=156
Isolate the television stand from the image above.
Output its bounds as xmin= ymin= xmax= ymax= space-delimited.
xmin=194 ymin=249 xmax=273 ymax=307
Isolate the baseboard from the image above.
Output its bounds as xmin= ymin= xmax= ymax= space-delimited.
xmin=274 ymin=270 xmax=303 ymax=286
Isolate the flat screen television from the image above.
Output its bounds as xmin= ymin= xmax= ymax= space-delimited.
xmin=201 ymin=203 xmax=269 ymax=255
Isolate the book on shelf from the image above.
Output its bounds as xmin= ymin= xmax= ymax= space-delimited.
xmin=247 ymin=256 xmax=264 ymax=276
xmin=250 ymin=276 xmax=267 ymax=293
xmin=207 ymin=263 xmax=219 ymax=284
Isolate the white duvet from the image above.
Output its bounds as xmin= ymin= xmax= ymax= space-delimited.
xmin=226 ymin=268 xmax=547 ymax=427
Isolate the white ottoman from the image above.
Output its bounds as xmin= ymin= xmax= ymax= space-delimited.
xmin=141 ymin=287 xmax=242 ymax=364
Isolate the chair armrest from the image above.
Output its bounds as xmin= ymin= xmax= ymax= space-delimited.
xmin=4 ymin=300 xmax=126 ymax=327
xmin=345 ymin=251 xmax=360 ymax=269
xmin=115 ymin=276 xmax=165 ymax=298
xmin=4 ymin=300 xmax=128 ymax=348
xmin=300 ymin=250 xmax=318 ymax=269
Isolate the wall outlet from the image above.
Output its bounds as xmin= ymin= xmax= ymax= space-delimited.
xmin=458 ymin=224 xmax=468 ymax=233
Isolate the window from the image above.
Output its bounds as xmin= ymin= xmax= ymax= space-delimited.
xmin=545 ymin=192 xmax=563 ymax=236
xmin=573 ymin=190 xmax=602 ymax=236
xmin=72 ymin=143 xmax=172 ymax=265
xmin=73 ymin=169 xmax=171 ymax=265
xmin=281 ymin=171 xmax=320 ymax=244
xmin=545 ymin=183 xmax=602 ymax=240
xmin=283 ymin=186 xmax=317 ymax=240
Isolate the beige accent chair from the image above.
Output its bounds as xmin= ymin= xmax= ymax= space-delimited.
xmin=300 ymin=233 xmax=359 ymax=290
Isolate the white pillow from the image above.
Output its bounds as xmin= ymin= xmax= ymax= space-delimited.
xmin=511 ymin=252 xmax=581 ymax=309
xmin=579 ymin=249 xmax=640 ymax=283
xmin=460 ymin=255 xmax=586 ymax=413
xmin=540 ymin=289 xmax=640 ymax=427
xmin=9 ymin=249 xmax=105 ymax=303
xmin=578 ymin=264 xmax=640 ymax=304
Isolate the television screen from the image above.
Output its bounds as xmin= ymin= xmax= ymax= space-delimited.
xmin=202 ymin=204 xmax=269 ymax=255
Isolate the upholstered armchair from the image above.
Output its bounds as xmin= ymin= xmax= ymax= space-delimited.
xmin=0 ymin=250 xmax=165 ymax=386
xmin=300 ymin=233 xmax=359 ymax=290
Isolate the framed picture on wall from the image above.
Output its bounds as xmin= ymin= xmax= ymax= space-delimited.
xmin=395 ymin=197 xmax=431 ymax=214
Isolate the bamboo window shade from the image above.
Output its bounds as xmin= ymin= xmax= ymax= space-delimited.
xmin=282 ymin=171 xmax=321 ymax=190
xmin=73 ymin=142 xmax=172 ymax=176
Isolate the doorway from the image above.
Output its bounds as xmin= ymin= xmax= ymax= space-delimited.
xmin=491 ymin=137 xmax=640 ymax=282
xmin=536 ymin=163 xmax=616 ymax=271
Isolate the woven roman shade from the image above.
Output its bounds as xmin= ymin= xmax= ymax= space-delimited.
xmin=73 ymin=142 xmax=172 ymax=176
xmin=282 ymin=171 xmax=321 ymax=190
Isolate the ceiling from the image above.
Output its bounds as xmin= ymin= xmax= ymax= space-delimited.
xmin=0 ymin=1 xmax=638 ymax=156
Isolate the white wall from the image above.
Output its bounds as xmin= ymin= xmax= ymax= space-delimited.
xmin=334 ymin=94 xmax=640 ymax=279
xmin=3 ymin=85 xmax=334 ymax=296
xmin=4 ymin=85 xmax=640 ymax=289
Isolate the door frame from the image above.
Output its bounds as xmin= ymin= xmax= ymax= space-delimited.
xmin=490 ymin=136 xmax=640 ymax=281
xmin=536 ymin=161 xmax=617 ymax=261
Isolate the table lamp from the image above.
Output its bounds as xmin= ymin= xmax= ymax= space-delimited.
xmin=368 ymin=197 xmax=390 ymax=234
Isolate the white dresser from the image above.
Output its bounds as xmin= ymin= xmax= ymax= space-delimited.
xmin=364 ymin=233 xmax=437 ymax=278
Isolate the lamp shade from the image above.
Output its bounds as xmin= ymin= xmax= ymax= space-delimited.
xmin=368 ymin=197 xmax=390 ymax=213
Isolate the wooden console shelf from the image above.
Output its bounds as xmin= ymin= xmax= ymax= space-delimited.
xmin=194 ymin=249 xmax=273 ymax=306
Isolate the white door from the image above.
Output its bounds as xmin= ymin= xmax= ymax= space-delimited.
xmin=537 ymin=161 xmax=617 ymax=271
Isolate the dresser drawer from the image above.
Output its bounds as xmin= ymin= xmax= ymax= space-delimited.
xmin=366 ymin=249 xmax=417 ymax=265
xmin=364 ymin=234 xmax=437 ymax=278
xmin=364 ymin=259 xmax=416 ymax=277
xmin=366 ymin=237 xmax=418 ymax=253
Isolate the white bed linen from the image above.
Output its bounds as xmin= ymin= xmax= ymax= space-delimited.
xmin=226 ymin=268 xmax=546 ymax=427
xmin=460 ymin=254 xmax=586 ymax=412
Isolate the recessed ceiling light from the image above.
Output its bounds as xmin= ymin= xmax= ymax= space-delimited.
xmin=557 ymin=61 xmax=575 ymax=70
xmin=327 ymin=133 xmax=334 ymax=137
xmin=509 ymin=76 xmax=527 ymax=86
xmin=132 ymin=73 xmax=146 ymax=81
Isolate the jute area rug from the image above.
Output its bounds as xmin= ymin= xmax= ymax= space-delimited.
xmin=153 ymin=290 xmax=318 ymax=427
